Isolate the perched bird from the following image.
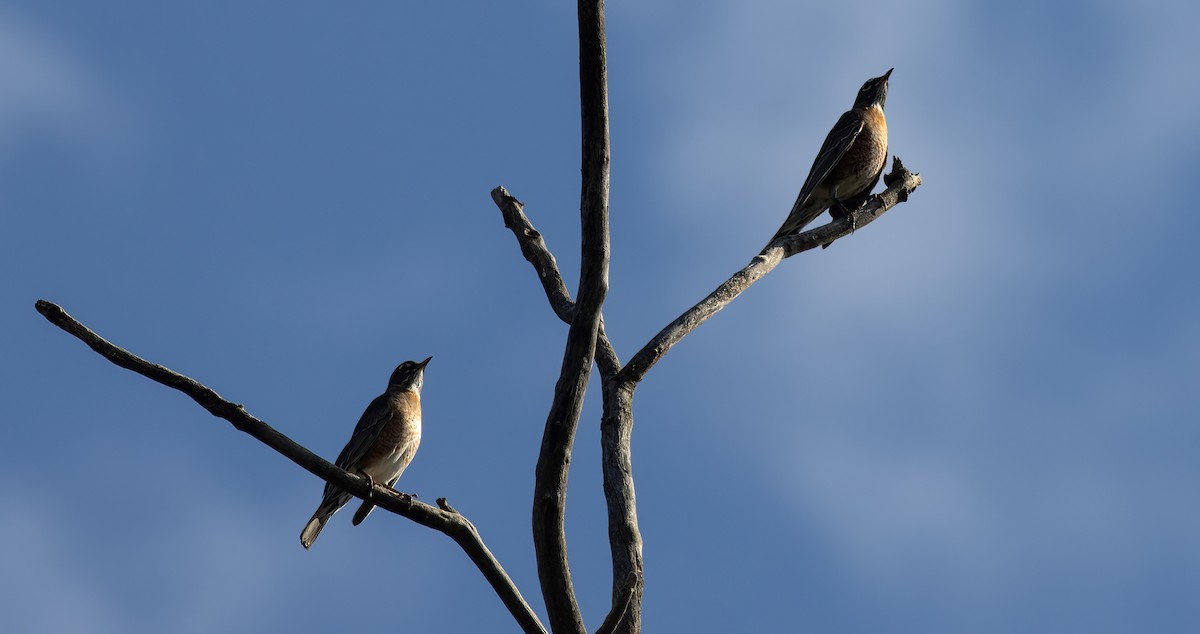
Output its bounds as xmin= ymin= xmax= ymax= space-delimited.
xmin=764 ymin=69 xmax=892 ymax=251
xmin=300 ymin=357 xmax=431 ymax=549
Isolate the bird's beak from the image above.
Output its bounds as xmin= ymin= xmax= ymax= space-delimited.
xmin=418 ymin=356 xmax=432 ymax=369
xmin=882 ymin=68 xmax=893 ymax=80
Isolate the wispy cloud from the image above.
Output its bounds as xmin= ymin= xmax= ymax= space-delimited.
xmin=0 ymin=8 xmax=132 ymax=163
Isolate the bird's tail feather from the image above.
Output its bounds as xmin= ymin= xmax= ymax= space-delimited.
xmin=762 ymin=197 xmax=825 ymax=253
xmin=300 ymin=514 xmax=328 ymax=549
xmin=300 ymin=492 xmax=351 ymax=549
xmin=351 ymin=500 xmax=375 ymax=526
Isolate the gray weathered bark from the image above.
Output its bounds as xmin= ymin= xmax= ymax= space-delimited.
xmin=528 ymin=2 xmax=611 ymax=633
xmin=494 ymin=156 xmax=920 ymax=633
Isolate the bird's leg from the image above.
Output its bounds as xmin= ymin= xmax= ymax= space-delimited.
xmin=821 ymin=201 xmax=854 ymax=249
xmin=829 ymin=200 xmax=855 ymax=227
xmin=358 ymin=470 xmax=376 ymax=500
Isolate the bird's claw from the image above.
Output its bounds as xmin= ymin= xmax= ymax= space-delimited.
xmin=358 ymin=471 xmax=376 ymax=499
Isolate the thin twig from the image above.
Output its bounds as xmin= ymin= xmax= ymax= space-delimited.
xmin=492 ymin=186 xmax=576 ymax=321
xmin=490 ymin=186 xmax=620 ymax=377
xmin=33 ymin=300 xmax=548 ymax=634
xmin=617 ymin=158 xmax=922 ymax=385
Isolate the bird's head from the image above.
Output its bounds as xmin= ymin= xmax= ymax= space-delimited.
xmin=388 ymin=356 xmax=431 ymax=393
xmin=853 ymin=68 xmax=892 ymax=110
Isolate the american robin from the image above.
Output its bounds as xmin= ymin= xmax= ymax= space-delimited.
xmin=764 ymin=69 xmax=892 ymax=251
xmin=300 ymin=356 xmax=431 ymax=549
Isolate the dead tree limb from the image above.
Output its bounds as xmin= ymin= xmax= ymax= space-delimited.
xmin=491 ymin=186 xmax=644 ymax=632
xmin=32 ymin=300 xmax=549 ymax=634
xmin=491 ymin=186 xmax=620 ymax=379
xmin=617 ymin=158 xmax=922 ymax=385
xmin=528 ymin=2 xmax=611 ymax=632
xmin=494 ymin=157 xmax=919 ymax=634
xmin=40 ymin=1 xmax=922 ymax=630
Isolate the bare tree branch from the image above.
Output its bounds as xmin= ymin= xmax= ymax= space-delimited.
xmin=490 ymin=186 xmax=620 ymax=378
xmin=599 ymin=380 xmax=642 ymax=634
xmin=529 ymin=1 xmax=611 ymax=632
xmin=491 ymin=186 xmax=576 ymax=322
xmin=33 ymin=300 xmax=548 ymax=634
xmin=491 ymin=30 xmax=929 ymax=634
xmin=594 ymin=571 xmax=639 ymax=634
xmin=491 ymin=185 xmax=643 ymax=633
xmin=38 ymin=0 xmax=922 ymax=627
xmin=617 ymin=158 xmax=922 ymax=385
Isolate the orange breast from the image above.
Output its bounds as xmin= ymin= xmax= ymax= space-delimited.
xmin=361 ymin=392 xmax=422 ymax=467
xmin=865 ymin=106 xmax=887 ymax=138
xmin=828 ymin=107 xmax=888 ymax=199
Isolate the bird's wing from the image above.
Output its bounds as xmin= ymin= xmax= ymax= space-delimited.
xmin=330 ymin=395 xmax=395 ymax=472
xmin=828 ymin=152 xmax=885 ymax=222
xmin=791 ymin=110 xmax=865 ymax=213
xmin=765 ymin=110 xmax=868 ymax=248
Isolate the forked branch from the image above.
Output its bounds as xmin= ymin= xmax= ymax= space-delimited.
xmin=495 ymin=155 xmax=919 ymax=634
xmin=525 ymin=0 xmax=612 ymax=631
xmin=491 ymin=186 xmax=620 ymax=378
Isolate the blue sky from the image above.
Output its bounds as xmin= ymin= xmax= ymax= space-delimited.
xmin=3 ymin=1 xmax=1199 ymax=632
